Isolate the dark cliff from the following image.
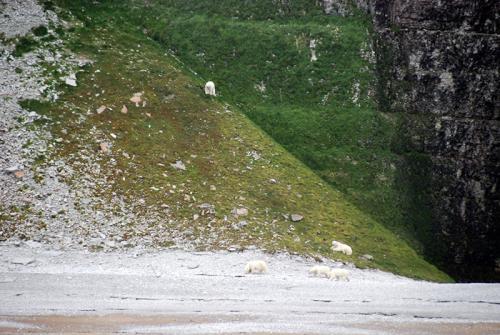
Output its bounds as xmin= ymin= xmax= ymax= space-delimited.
xmin=367 ymin=0 xmax=499 ymax=281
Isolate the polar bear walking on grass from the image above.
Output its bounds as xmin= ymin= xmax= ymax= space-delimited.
xmin=245 ymin=260 xmax=268 ymax=274
xmin=204 ymin=81 xmax=216 ymax=96
xmin=331 ymin=240 xmax=352 ymax=255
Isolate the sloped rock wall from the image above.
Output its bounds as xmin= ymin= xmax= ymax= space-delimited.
xmin=370 ymin=0 xmax=499 ymax=281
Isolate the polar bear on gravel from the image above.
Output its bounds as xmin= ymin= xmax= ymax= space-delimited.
xmin=245 ymin=260 xmax=268 ymax=274
xmin=309 ymin=265 xmax=331 ymax=278
xmin=328 ymin=268 xmax=350 ymax=281
xmin=331 ymin=240 xmax=352 ymax=255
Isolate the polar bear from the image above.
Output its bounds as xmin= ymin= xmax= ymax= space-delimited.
xmin=204 ymin=81 xmax=216 ymax=96
xmin=328 ymin=268 xmax=350 ymax=281
xmin=309 ymin=265 xmax=331 ymax=278
xmin=245 ymin=260 xmax=268 ymax=274
xmin=331 ymin=240 xmax=352 ymax=255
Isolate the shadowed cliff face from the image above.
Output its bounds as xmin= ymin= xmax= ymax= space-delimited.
xmin=368 ymin=0 xmax=499 ymax=281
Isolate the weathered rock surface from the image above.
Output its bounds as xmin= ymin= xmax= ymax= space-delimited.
xmin=368 ymin=0 xmax=499 ymax=281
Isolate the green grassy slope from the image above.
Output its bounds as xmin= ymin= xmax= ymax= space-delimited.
xmin=35 ymin=0 xmax=451 ymax=281
xmin=95 ymin=1 xmax=427 ymax=252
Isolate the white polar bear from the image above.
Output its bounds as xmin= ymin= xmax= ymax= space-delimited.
xmin=309 ymin=265 xmax=331 ymax=278
xmin=331 ymin=240 xmax=352 ymax=255
xmin=204 ymin=81 xmax=216 ymax=96
xmin=245 ymin=260 xmax=268 ymax=274
xmin=328 ymin=268 xmax=350 ymax=281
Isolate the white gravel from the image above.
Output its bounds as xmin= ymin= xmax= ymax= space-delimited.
xmin=0 ymin=243 xmax=499 ymax=334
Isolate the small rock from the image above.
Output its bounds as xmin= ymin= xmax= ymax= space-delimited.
xmin=232 ymin=207 xmax=248 ymax=217
xmin=96 ymin=105 xmax=107 ymax=114
xmin=227 ymin=245 xmax=241 ymax=252
xmin=170 ymin=160 xmax=186 ymax=171
xmin=198 ymin=203 xmax=215 ymax=215
xmin=64 ymin=73 xmax=77 ymax=87
xmin=121 ymin=105 xmax=128 ymax=114
xmin=11 ymin=257 xmax=35 ymax=266
xmin=247 ymin=151 xmax=261 ymax=160
xmin=237 ymin=220 xmax=248 ymax=228
xmin=291 ymin=214 xmax=304 ymax=222
xmin=99 ymin=142 xmax=109 ymax=153
xmin=14 ymin=171 xmax=25 ymax=178
xmin=193 ymin=214 xmax=199 ymax=220
xmin=130 ymin=92 xmax=142 ymax=106
xmin=269 ymin=178 xmax=277 ymax=184
xmin=5 ymin=165 xmax=22 ymax=173
xmin=210 ymin=185 xmax=216 ymax=191
xmin=360 ymin=254 xmax=374 ymax=261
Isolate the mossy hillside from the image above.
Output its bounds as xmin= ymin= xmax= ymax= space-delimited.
xmin=74 ymin=1 xmax=424 ymax=251
xmin=35 ymin=1 xmax=452 ymax=281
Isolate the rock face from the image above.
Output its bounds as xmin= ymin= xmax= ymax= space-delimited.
xmin=369 ymin=0 xmax=499 ymax=281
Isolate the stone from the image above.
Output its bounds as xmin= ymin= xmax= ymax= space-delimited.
xmin=121 ymin=105 xmax=128 ymax=114
xmin=237 ymin=220 xmax=248 ymax=228
xmin=65 ymin=78 xmax=77 ymax=86
xmin=64 ymin=73 xmax=77 ymax=87
xmin=232 ymin=207 xmax=248 ymax=217
xmin=170 ymin=160 xmax=186 ymax=171
xmin=360 ymin=254 xmax=374 ymax=261
xmin=320 ymin=0 xmax=350 ymax=16
xmin=198 ymin=203 xmax=215 ymax=215
xmin=291 ymin=214 xmax=304 ymax=222
xmin=96 ymin=105 xmax=106 ymax=114
xmin=11 ymin=257 xmax=35 ymax=265
xmin=14 ymin=171 xmax=25 ymax=178
xmin=5 ymin=165 xmax=22 ymax=173
xmin=310 ymin=39 xmax=318 ymax=62
xmin=130 ymin=92 xmax=142 ymax=106
xmin=99 ymin=142 xmax=109 ymax=153
xmin=104 ymin=240 xmax=116 ymax=248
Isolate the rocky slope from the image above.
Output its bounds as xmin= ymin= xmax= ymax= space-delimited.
xmin=362 ymin=0 xmax=499 ymax=281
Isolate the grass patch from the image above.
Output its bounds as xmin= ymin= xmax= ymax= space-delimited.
xmin=32 ymin=25 xmax=49 ymax=37
xmin=94 ymin=1 xmax=425 ymax=251
xmin=13 ymin=36 xmax=38 ymax=57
